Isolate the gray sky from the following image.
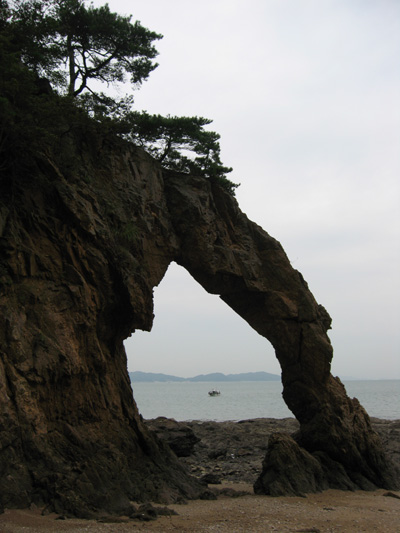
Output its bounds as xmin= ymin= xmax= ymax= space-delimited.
xmin=95 ymin=1 xmax=399 ymax=380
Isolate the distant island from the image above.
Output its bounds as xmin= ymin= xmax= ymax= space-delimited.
xmin=129 ymin=371 xmax=281 ymax=382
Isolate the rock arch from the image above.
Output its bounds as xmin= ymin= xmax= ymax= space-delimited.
xmin=164 ymin=171 xmax=398 ymax=494
xmin=0 ymin=142 xmax=398 ymax=516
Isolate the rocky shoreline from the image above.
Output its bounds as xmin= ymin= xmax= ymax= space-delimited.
xmin=1 ymin=417 xmax=399 ymax=531
xmin=146 ymin=416 xmax=400 ymax=488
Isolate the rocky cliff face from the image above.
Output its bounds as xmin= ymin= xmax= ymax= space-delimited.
xmin=0 ymin=133 xmax=398 ymax=516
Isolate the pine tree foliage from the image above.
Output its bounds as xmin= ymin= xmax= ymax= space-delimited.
xmin=1 ymin=0 xmax=238 ymax=194
xmin=9 ymin=0 xmax=162 ymax=98
xmin=126 ymin=112 xmax=237 ymax=191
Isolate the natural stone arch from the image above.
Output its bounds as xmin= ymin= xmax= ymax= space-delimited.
xmin=163 ymin=170 xmax=399 ymax=493
xmin=0 ymin=141 xmax=398 ymax=517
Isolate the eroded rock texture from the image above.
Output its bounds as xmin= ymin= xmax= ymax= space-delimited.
xmin=0 ymin=135 xmax=398 ymax=515
xmin=0 ymin=140 xmax=202 ymax=517
xmin=163 ymin=169 xmax=399 ymax=495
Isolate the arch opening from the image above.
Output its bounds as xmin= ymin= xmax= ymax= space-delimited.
xmin=124 ymin=262 xmax=292 ymax=420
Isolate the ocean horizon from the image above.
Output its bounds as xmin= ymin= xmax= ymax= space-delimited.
xmin=130 ymin=378 xmax=400 ymax=422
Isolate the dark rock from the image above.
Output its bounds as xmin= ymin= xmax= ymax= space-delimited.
xmin=383 ymin=491 xmax=400 ymax=499
xmin=147 ymin=417 xmax=200 ymax=457
xmin=371 ymin=418 xmax=400 ymax=468
xmin=312 ymin=451 xmax=357 ymax=491
xmin=130 ymin=503 xmax=158 ymax=521
xmin=254 ymin=433 xmax=328 ymax=496
xmin=201 ymin=473 xmax=222 ymax=485
xmin=176 ymin=418 xmax=400 ymax=494
xmin=178 ymin=418 xmax=300 ymax=484
xmin=199 ymin=489 xmax=218 ymax=500
xmin=0 ymin=124 xmax=398 ymax=516
xmin=128 ymin=502 xmax=178 ymax=521
xmin=208 ymin=448 xmax=227 ymax=459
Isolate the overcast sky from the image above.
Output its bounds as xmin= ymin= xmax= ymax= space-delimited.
xmin=94 ymin=1 xmax=399 ymax=380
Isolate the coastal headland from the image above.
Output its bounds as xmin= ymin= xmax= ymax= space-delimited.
xmin=1 ymin=38 xmax=398 ymax=517
xmin=1 ymin=134 xmax=399 ymax=515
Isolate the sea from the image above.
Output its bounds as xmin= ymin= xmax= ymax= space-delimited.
xmin=130 ymin=379 xmax=400 ymax=422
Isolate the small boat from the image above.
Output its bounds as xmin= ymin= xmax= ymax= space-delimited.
xmin=208 ymin=389 xmax=221 ymax=396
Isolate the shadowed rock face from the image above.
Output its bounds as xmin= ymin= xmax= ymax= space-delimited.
xmin=163 ymin=171 xmax=399 ymax=495
xmin=0 ymin=137 xmax=398 ymax=515
xmin=0 ymin=141 xmax=205 ymax=517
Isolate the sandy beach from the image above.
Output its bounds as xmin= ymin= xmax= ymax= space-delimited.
xmin=1 ymin=417 xmax=399 ymax=532
xmin=1 ymin=484 xmax=399 ymax=532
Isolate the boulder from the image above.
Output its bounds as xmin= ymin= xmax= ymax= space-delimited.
xmin=147 ymin=417 xmax=200 ymax=457
xmin=254 ymin=432 xmax=327 ymax=496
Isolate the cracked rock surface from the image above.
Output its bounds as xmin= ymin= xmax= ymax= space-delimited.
xmin=0 ymin=134 xmax=398 ymax=516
